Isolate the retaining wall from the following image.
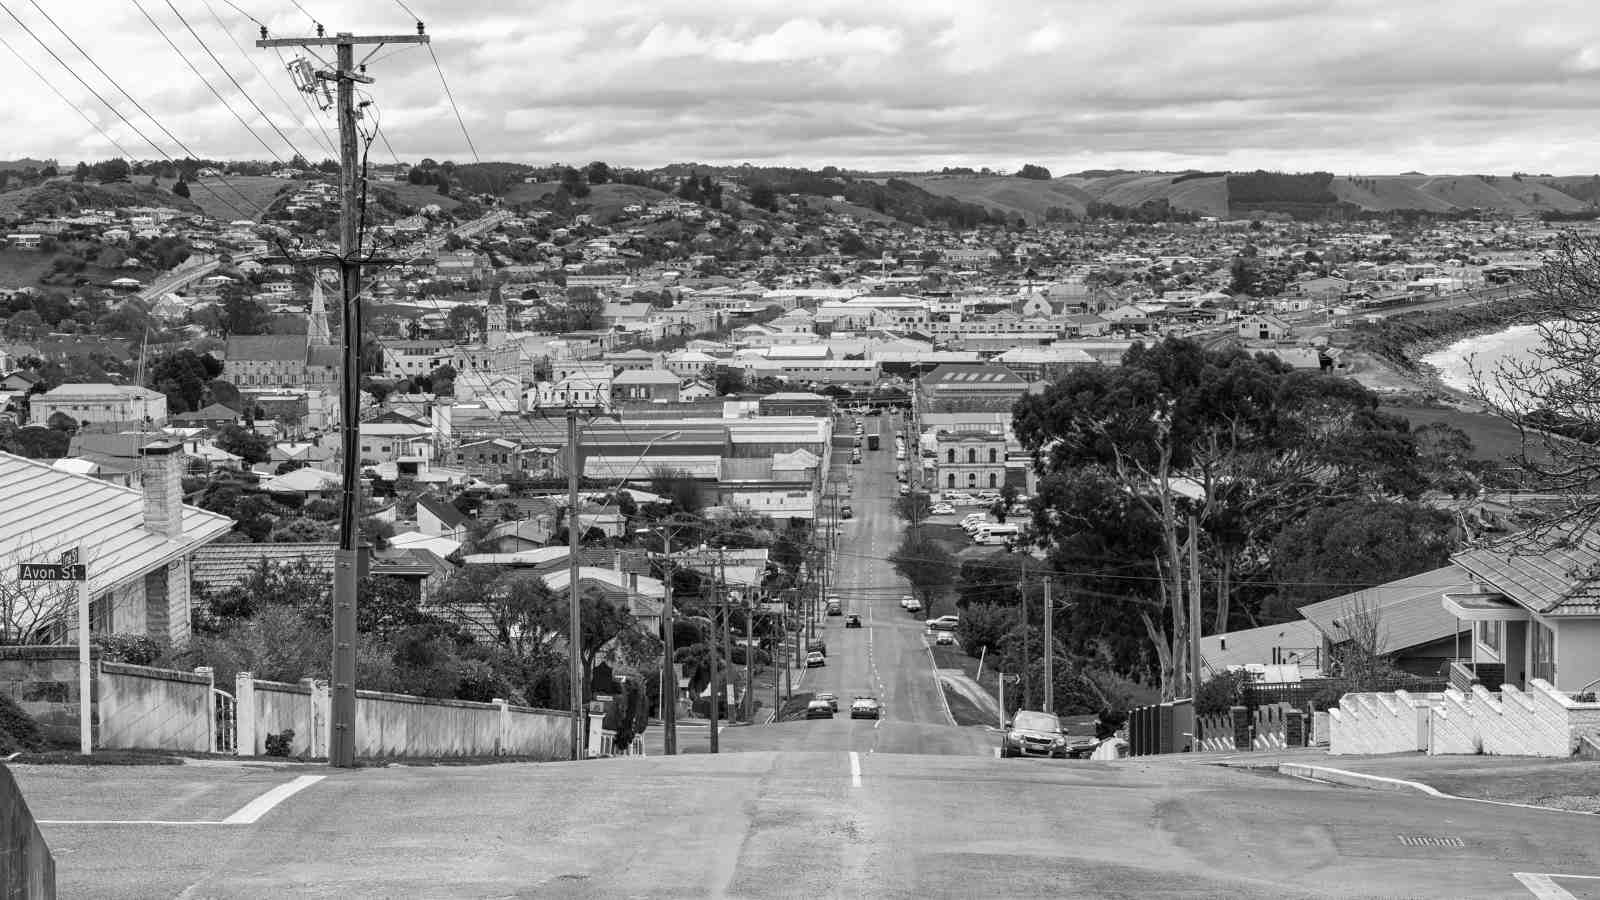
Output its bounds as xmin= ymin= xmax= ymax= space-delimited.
xmin=97 ymin=662 xmax=212 ymax=753
xmin=0 ymin=763 xmax=55 ymax=899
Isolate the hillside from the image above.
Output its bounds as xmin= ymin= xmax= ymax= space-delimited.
xmin=904 ymin=175 xmax=1094 ymax=223
xmin=504 ymin=182 xmax=677 ymax=223
xmin=0 ymin=180 xmax=201 ymax=223
xmin=915 ymin=169 xmax=1600 ymax=221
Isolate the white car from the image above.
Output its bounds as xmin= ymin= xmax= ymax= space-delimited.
xmin=931 ymin=502 xmax=955 ymax=515
xmin=936 ymin=631 xmax=956 ymax=646
xmin=926 ymin=615 xmax=959 ymax=631
xmin=900 ymin=595 xmax=922 ymax=613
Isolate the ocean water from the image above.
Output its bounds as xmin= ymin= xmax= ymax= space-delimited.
xmin=1419 ymin=324 xmax=1550 ymax=401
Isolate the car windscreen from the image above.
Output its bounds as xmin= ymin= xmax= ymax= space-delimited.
xmin=1012 ymin=712 xmax=1059 ymax=732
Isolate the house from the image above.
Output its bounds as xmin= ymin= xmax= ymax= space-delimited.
xmin=261 ymin=465 xmax=341 ymax=500
xmin=168 ymin=402 xmax=240 ymax=430
xmin=1297 ymin=566 xmax=1473 ymax=678
xmin=34 ymin=384 xmax=167 ymax=428
xmin=0 ymin=442 xmax=233 ymax=644
xmin=191 ymin=542 xmax=450 ymax=607
xmin=1238 ymin=314 xmax=1292 ymax=341
xmin=934 ymin=430 xmax=1007 ymax=494
xmin=611 ymin=369 xmax=681 ymax=403
xmin=417 ymin=495 xmax=470 ymax=540
xmin=1442 ymin=529 xmax=1600 ymax=693
xmin=920 ymin=363 xmax=1029 ymax=411
xmin=1200 ymin=620 xmax=1324 ymax=679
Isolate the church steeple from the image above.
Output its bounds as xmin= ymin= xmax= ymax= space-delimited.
xmin=307 ymin=276 xmax=332 ymax=349
xmin=485 ymin=281 xmax=506 ymax=349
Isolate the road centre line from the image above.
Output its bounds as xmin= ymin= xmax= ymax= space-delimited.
xmin=849 ymin=751 xmax=862 ymax=787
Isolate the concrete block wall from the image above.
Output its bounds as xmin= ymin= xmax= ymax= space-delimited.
xmin=0 ymin=646 xmax=99 ymax=747
xmin=0 ymin=764 xmax=54 ymax=898
xmin=1330 ymin=691 xmax=1432 ymax=755
xmin=1428 ymin=690 xmax=1481 ymax=755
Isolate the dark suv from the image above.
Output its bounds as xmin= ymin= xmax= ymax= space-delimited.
xmin=999 ymin=710 xmax=1071 ymax=759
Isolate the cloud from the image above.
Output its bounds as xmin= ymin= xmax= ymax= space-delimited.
xmin=4 ymin=0 xmax=1600 ymax=174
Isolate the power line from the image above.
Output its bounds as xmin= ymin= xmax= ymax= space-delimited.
xmin=0 ymin=31 xmax=136 ymax=160
xmin=199 ymin=0 xmax=337 ymax=159
xmin=286 ymin=0 xmax=320 ymax=32
xmin=161 ymin=0 xmax=317 ymax=164
xmin=132 ymin=0 xmax=286 ymax=164
xmin=1 ymin=1 xmax=263 ymax=219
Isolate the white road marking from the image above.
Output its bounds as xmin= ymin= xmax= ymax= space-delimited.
xmin=222 ymin=774 xmax=325 ymax=825
xmin=41 ymin=774 xmax=325 ymax=827
xmin=849 ymin=751 xmax=862 ymax=788
xmin=1513 ymin=873 xmax=1591 ymax=899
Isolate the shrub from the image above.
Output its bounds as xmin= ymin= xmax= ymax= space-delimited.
xmin=94 ymin=633 xmax=164 ymax=666
xmin=263 ymin=729 xmax=294 ymax=757
xmin=1195 ymin=670 xmax=1251 ymax=716
xmin=0 ymin=692 xmax=47 ymax=753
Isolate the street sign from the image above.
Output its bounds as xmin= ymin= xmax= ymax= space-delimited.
xmin=18 ymin=563 xmax=86 ymax=581
xmin=1001 ymin=674 xmax=1021 ymax=684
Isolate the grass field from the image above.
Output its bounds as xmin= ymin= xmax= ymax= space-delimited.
xmin=0 ymin=248 xmax=56 ymax=287
xmin=168 ymin=175 xmax=292 ymax=222
xmin=1380 ymin=403 xmax=1551 ymax=466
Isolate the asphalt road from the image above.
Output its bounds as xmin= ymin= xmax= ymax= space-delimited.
xmin=18 ymin=751 xmax=1600 ymax=899
xmin=721 ymin=411 xmax=992 ymax=759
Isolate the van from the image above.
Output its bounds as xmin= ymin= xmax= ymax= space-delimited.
xmin=973 ymin=524 xmax=1020 ymax=545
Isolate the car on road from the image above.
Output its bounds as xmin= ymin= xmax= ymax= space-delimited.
xmin=898 ymin=483 xmax=909 ymax=495
xmin=1000 ymin=710 xmax=1072 ymax=759
xmin=805 ymin=699 xmax=834 ymax=719
xmin=845 ymin=614 xmax=862 ymax=628
xmin=840 ymin=504 xmax=852 ymax=519
xmin=935 ymin=631 xmax=956 ymax=646
xmin=807 ymin=638 xmax=826 ymax=656
xmin=931 ymin=502 xmax=955 ymax=515
xmin=851 ymin=450 xmax=862 ymax=464
xmin=806 ymin=650 xmax=826 ymax=668
xmin=815 ymin=691 xmax=839 ymax=712
xmin=899 ymin=595 xmax=921 ymax=612
xmin=850 ymin=697 xmax=882 ymax=719
xmin=926 ymin=615 xmax=959 ymax=631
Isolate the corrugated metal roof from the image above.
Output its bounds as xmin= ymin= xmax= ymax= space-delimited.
xmin=1452 ymin=532 xmax=1600 ymax=617
xmin=0 ymin=451 xmax=234 ymax=608
xmin=1297 ymin=566 xmax=1472 ymax=654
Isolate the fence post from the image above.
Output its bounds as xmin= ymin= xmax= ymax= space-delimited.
xmin=1230 ymin=705 xmax=1251 ymax=751
xmin=1286 ymin=709 xmax=1305 ymax=747
xmin=303 ymin=677 xmax=331 ymax=759
xmin=195 ymin=667 xmax=215 ymax=754
xmin=493 ymin=698 xmax=509 ymax=757
xmin=235 ymin=672 xmax=256 ymax=757
xmin=1157 ymin=702 xmax=1175 ymax=754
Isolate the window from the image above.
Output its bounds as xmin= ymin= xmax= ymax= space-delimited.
xmin=988 ymin=448 xmax=997 ymax=463
xmin=967 ymin=472 xmax=977 ymax=486
xmin=947 ymin=449 xmax=955 ymax=463
xmin=967 ymin=448 xmax=976 ymax=464
xmin=1479 ymin=620 xmax=1503 ymax=655
xmin=947 ymin=474 xmax=955 ymax=488
xmin=1532 ymin=620 xmax=1556 ymax=683
xmin=989 ymin=473 xmax=997 ymax=488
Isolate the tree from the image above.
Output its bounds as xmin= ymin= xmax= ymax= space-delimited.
xmin=954 ymin=602 xmax=1016 ymax=660
xmin=559 ymin=166 xmax=590 ymax=199
xmin=1014 ymin=338 xmax=1430 ymax=696
xmin=714 ymin=368 xmax=746 ymax=395
xmin=45 ymin=411 xmax=79 ymax=434
xmin=446 ymin=304 xmax=485 ymax=341
xmin=1263 ymin=499 xmax=1457 ymax=619
xmin=748 ymin=182 xmax=778 ymax=212
xmin=148 ymin=349 xmax=222 ymax=414
xmin=583 ymin=161 xmax=612 ymax=185
xmin=892 ymin=490 xmax=932 ymax=524
xmin=1016 ymin=164 xmax=1052 ymax=181
xmin=220 ymin=282 xmax=268 ymax=335
xmin=172 ymin=178 xmax=191 ymax=198
xmin=890 ymin=528 xmax=957 ymax=610
xmin=215 ymin=424 xmax=271 ymax=464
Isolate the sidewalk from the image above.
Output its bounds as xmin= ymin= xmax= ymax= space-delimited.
xmin=938 ymin=670 xmax=1001 ymax=722
xmin=1142 ymin=747 xmax=1600 ymax=813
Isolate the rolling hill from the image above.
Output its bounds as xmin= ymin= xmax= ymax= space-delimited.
xmin=911 ymin=171 xmax=1599 ymax=222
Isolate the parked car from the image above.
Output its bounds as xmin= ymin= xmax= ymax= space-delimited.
xmin=936 ymin=631 xmax=956 ymax=646
xmin=826 ymin=601 xmax=842 ymax=616
xmin=902 ymin=596 xmax=922 ymax=613
xmin=931 ymin=502 xmax=955 ymax=515
xmin=841 ymin=504 xmax=853 ymax=519
xmin=850 ymin=697 xmax=882 ymax=720
xmin=926 ymin=615 xmax=959 ymax=631
xmin=815 ymin=691 xmax=839 ymax=712
xmin=806 ymin=650 xmax=826 ymax=668
xmin=805 ymin=699 xmax=834 ymax=719
xmin=807 ymin=638 xmax=827 ymax=656
xmin=845 ymin=614 xmax=862 ymax=628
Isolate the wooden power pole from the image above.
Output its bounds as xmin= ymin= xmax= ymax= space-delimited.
xmin=258 ymin=26 xmax=429 ymax=768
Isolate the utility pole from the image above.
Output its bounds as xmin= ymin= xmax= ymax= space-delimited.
xmin=744 ymin=596 xmax=754 ymax=721
xmin=258 ymin=25 xmax=428 ymax=769
xmin=1042 ymin=578 xmax=1053 ymax=714
xmin=1188 ymin=513 xmax=1203 ymax=699
xmin=567 ymin=407 xmax=584 ymax=759
xmin=661 ymin=528 xmax=676 ymax=755
xmin=1019 ymin=558 xmax=1030 ymax=710
xmin=707 ymin=591 xmax=719 ymax=754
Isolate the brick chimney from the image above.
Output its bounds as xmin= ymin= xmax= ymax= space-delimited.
xmin=139 ymin=439 xmax=186 ymax=539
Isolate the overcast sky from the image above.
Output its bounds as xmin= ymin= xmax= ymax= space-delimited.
xmin=4 ymin=0 xmax=1600 ymax=175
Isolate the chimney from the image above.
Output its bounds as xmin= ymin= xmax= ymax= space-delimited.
xmin=139 ymin=439 xmax=186 ymax=539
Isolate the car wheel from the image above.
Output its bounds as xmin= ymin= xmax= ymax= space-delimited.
xmin=999 ymin=745 xmax=1013 ymax=758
